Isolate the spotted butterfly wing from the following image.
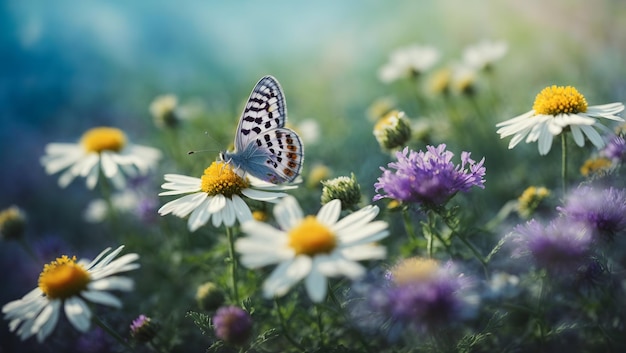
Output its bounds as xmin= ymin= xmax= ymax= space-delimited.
xmin=220 ymin=76 xmax=304 ymax=183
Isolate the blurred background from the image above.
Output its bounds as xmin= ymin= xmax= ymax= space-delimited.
xmin=1 ymin=0 xmax=625 ymax=351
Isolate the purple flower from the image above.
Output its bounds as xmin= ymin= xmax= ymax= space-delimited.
xmin=373 ymin=144 xmax=485 ymax=207
xmin=512 ymin=219 xmax=592 ymax=275
xmin=601 ymin=135 xmax=626 ymax=161
xmin=558 ymin=186 xmax=626 ymax=241
xmin=130 ymin=314 xmax=158 ymax=342
xmin=352 ymin=258 xmax=477 ymax=339
xmin=213 ymin=306 xmax=253 ymax=345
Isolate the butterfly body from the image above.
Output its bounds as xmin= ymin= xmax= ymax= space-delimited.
xmin=220 ymin=76 xmax=304 ymax=183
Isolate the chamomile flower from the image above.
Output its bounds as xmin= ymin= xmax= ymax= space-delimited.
xmin=158 ymin=161 xmax=295 ymax=231
xmin=496 ymin=86 xmax=625 ymax=155
xmin=235 ymin=196 xmax=389 ymax=302
xmin=378 ymin=45 xmax=440 ymax=83
xmin=41 ymin=127 xmax=162 ymax=189
xmin=2 ymin=245 xmax=139 ymax=342
xmin=462 ymin=40 xmax=508 ymax=71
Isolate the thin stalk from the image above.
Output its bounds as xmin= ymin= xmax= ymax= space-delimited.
xmin=93 ymin=315 xmax=133 ymax=351
xmin=225 ymin=227 xmax=240 ymax=304
xmin=315 ymin=304 xmax=325 ymax=348
xmin=561 ymin=133 xmax=568 ymax=195
xmin=275 ymin=300 xmax=306 ymax=352
xmin=402 ymin=208 xmax=417 ymax=242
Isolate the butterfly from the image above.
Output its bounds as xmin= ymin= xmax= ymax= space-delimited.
xmin=220 ymin=76 xmax=304 ymax=184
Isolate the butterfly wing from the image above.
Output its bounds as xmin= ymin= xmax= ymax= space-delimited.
xmin=252 ymin=127 xmax=304 ymax=183
xmin=234 ymin=76 xmax=287 ymax=152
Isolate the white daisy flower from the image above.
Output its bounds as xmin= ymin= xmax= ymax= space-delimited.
xmin=496 ymin=85 xmax=625 ymax=155
xmin=158 ymin=161 xmax=296 ymax=231
xmin=41 ymin=127 xmax=162 ymax=190
xmin=235 ymin=196 xmax=389 ymax=302
xmin=462 ymin=40 xmax=508 ymax=71
xmin=378 ymin=44 xmax=440 ymax=83
xmin=2 ymin=245 xmax=139 ymax=343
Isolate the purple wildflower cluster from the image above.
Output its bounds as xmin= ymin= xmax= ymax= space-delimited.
xmin=512 ymin=219 xmax=592 ymax=274
xmin=374 ymin=144 xmax=486 ymax=207
xmin=510 ymin=186 xmax=626 ymax=277
xmin=354 ymin=260 xmax=477 ymax=339
xmin=558 ymin=186 xmax=626 ymax=241
xmin=601 ymin=135 xmax=626 ymax=161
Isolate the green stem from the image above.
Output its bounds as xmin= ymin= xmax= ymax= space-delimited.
xmin=18 ymin=237 xmax=40 ymax=263
xmin=225 ymin=227 xmax=240 ymax=304
xmin=561 ymin=133 xmax=568 ymax=195
xmin=92 ymin=315 xmax=133 ymax=351
xmin=315 ymin=304 xmax=325 ymax=348
xmin=435 ymin=209 xmax=488 ymax=275
xmin=402 ymin=208 xmax=417 ymax=242
xmin=275 ymin=300 xmax=306 ymax=352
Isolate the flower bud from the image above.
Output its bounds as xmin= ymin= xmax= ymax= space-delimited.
xmin=195 ymin=282 xmax=225 ymax=311
xmin=373 ymin=110 xmax=411 ymax=150
xmin=321 ymin=173 xmax=362 ymax=210
xmin=213 ymin=306 xmax=253 ymax=345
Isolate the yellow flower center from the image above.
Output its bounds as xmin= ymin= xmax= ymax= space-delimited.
xmin=580 ymin=157 xmax=612 ymax=177
xmin=38 ymin=256 xmax=91 ymax=299
xmin=200 ymin=161 xmax=250 ymax=197
xmin=288 ymin=216 xmax=337 ymax=256
xmin=532 ymin=85 xmax=588 ymax=116
xmin=80 ymin=127 xmax=127 ymax=153
xmin=390 ymin=257 xmax=439 ymax=286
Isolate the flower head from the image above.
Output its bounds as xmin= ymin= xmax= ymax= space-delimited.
xmin=462 ymin=40 xmax=508 ymax=71
xmin=511 ymin=219 xmax=592 ymax=275
xmin=41 ymin=127 xmax=162 ymax=189
xmin=195 ymin=282 xmax=225 ymax=311
xmin=0 ymin=205 xmax=27 ymax=241
xmin=158 ymin=161 xmax=296 ymax=231
xmin=130 ymin=314 xmax=159 ymax=342
xmin=321 ymin=173 xmax=362 ymax=210
xmin=558 ymin=186 xmax=626 ymax=242
xmin=601 ymin=135 xmax=626 ymax=162
xmin=496 ymin=86 xmax=625 ymax=155
xmin=517 ymin=186 xmax=551 ymax=219
xmin=2 ymin=245 xmax=139 ymax=342
xmin=235 ymin=196 xmax=389 ymax=302
xmin=379 ymin=45 xmax=440 ymax=83
xmin=149 ymin=94 xmax=180 ymax=129
xmin=354 ymin=258 xmax=478 ymax=338
xmin=373 ymin=110 xmax=412 ymax=150
xmin=212 ymin=306 xmax=253 ymax=345
xmin=373 ymin=144 xmax=486 ymax=207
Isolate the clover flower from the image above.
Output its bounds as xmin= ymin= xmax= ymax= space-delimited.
xmin=41 ymin=127 xmax=161 ymax=189
xmin=496 ymin=86 xmax=624 ymax=155
xmin=373 ymin=144 xmax=486 ymax=207
xmin=235 ymin=196 xmax=389 ymax=302
xmin=158 ymin=161 xmax=295 ymax=231
xmin=2 ymin=246 xmax=139 ymax=342
xmin=212 ymin=306 xmax=253 ymax=345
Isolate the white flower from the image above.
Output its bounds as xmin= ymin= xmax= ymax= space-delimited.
xmin=158 ymin=161 xmax=296 ymax=231
xmin=41 ymin=127 xmax=161 ymax=190
xmin=235 ymin=196 xmax=389 ymax=302
xmin=84 ymin=191 xmax=141 ymax=223
xmin=378 ymin=44 xmax=440 ymax=83
xmin=496 ymin=85 xmax=625 ymax=155
xmin=462 ymin=40 xmax=508 ymax=71
xmin=2 ymin=245 xmax=139 ymax=342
